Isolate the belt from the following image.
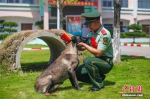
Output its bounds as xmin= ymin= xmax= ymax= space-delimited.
xmin=100 ymin=56 xmax=113 ymax=60
xmin=99 ymin=56 xmax=113 ymax=66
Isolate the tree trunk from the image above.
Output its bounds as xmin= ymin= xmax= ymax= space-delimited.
xmin=113 ymin=0 xmax=121 ymax=62
xmin=59 ymin=5 xmax=63 ymax=29
xmin=58 ymin=0 xmax=64 ymax=29
xmin=133 ymin=36 xmax=135 ymax=43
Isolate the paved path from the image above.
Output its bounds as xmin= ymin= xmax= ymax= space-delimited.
xmin=121 ymin=46 xmax=150 ymax=58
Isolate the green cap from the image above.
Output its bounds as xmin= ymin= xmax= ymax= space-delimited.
xmin=81 ymin=12 xmax=101 ymax=25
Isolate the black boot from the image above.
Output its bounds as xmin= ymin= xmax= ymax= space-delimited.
xmin=101 ymin=74 xmax=106 ymax=81
xmin=89 ymin=86 xmax=104 ymax=91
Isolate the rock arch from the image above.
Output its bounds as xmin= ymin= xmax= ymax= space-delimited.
xmin=0 ymin=29 xmax=68 ymax=71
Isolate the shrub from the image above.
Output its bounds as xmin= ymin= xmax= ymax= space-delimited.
xmin=34 ymin=20 xmax=43 ymax=29
xmin=120 ymin=32 xmax=127 ymax=38
xmin=125 ymin=32 xmax=147 ymax=38
xmin=108 ymin=29 xmax=113 ymax=38
xmin=2 ymin=21 xmax=18 ymax=34
xmin=127 ymin=24 xmax=142 ymax=31
xmin=0 ymin=34 xmax=11 ymax=40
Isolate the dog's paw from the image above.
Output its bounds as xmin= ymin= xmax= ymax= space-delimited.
xmin=78 ymin=88 xmax=83 ymax=91
xmin=76 ymin=87 xmax=83 ymax=91
xmin=45 ymin=92 xmax=50 ymax=96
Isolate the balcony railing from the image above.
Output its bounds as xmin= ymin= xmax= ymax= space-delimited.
xmin=0 ymin=3 xmax=39 ymax=11
xmin=0 ymin=0 xmax=37 ymax=4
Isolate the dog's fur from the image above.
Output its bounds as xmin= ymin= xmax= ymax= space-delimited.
xmin=34 ymin=40 xmax=80 ymax=94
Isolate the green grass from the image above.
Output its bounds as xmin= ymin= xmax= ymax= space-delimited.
xmin=0 ymin=50 xmax=150 ymax=99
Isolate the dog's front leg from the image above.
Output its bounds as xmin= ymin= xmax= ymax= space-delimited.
xmin=68 ymin=63 xmax=81 ymax=90
xmin=49 ymin=83 xmax=62 ymax=92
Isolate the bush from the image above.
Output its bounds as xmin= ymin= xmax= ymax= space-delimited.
xmin=0 ymin=34 xmax=11 ymax=40
xmin=120 ymin=32 xmax=127 ymax=38
xmin=2 ymin=21 xmax=18 ymax=27
xmin=127 ymin=24 xmax=142 ymax=31
xmin=122 ymin=24 xmax=147 ymax=39
xmin=34 ymin=20 xmax=43 ymax=29
xmin=108 ymin=29 xmax=113 ymax=38
xmin=126 ymin=32 xmax=147 ymax=37
xmin=2 ymin=28 xmax=17 ymax=33
xmin=2 ymin=21 xmax=18 ymax=34
xmin=120 ymin=32 xmax=147 ymax=38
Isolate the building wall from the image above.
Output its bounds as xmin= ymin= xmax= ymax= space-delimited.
xmin=0 ymin=17 xmax=39 ymax=32
xmin=0 ymin=0 xmax=150 ymax=34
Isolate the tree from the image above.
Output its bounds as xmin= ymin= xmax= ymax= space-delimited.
xmin=126 ymin=24 xmax=146 ymax=43
xmin=2 ymin=21 xmax=18 ymax=34
xmin=113 ymin=0 xmax=121 ymax=62
xmin=34 ymin=20 xmax=44 ymax=29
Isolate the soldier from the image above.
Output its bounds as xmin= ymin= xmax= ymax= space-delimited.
xmin=76 ymin=11 xmax=114 ymax=91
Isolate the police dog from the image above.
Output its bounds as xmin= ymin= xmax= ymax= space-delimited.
xmin=34 ymin=36 xmax=87 ymax=95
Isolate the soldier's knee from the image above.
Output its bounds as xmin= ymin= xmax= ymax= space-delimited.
xmin=83 ymin=57 xmax=91 ymax=65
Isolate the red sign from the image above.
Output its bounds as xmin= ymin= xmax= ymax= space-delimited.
xmin=48 ymin=0 xmax=98 ymax=6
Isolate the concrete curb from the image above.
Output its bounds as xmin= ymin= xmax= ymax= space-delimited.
xmin=23 ymin=48 xmax=49 ymax=50
xmin=23 ymin=43 xmax=150 ymax=51
xmin=122 ymin=55 xmax=150 ymax=58
xmin=23 ymin=47 xmax=150 ymax=59
xmin=121 ymin=43 xmax=150 ymax=47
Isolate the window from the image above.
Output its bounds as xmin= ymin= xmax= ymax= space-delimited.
xmin=0 ymin=20 xmax=4 ymax=32
xmin=102 ymin=0 xmax=113 ymax=7
xmin=138 ymin=0 xmax=150 ymax=9
xmin=0 ymin=0 xmax=5 ymax=3
xmin=148 ymin=2 xmax=150 ymax=8
xmin=120 ymin=0 xmax=128 ymax=7
xmin=7 ymin=0 xmax=19 ymax=3
xmin=104 ymin=24 xmax=113 ymax=30
xmin=22 ymin=0 xmax=34 ymax=4
xmin=102 ymin=0 xmax=128 ymax=8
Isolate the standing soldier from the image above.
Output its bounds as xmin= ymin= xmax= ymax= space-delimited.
xmin=76 ymin=11 xmax=114 ymax=91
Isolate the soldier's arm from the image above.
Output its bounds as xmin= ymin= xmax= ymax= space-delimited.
xmin=77 ymin=42 xmax=104 ymax=57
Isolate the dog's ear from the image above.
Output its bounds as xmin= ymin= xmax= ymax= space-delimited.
xmin=71 ymin=36 xmax=77 ymax=43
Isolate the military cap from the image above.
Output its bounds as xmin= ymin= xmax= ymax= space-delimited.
xmin=81 ymin=11 xmax=101 ymax=25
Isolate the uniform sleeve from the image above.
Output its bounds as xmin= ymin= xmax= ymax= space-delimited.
xmin=97 ymin=33 xmax=112 ymax=51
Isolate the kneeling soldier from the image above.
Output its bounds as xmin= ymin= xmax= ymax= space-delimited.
xmin=76 ymin=11 xmax=114 ymax=91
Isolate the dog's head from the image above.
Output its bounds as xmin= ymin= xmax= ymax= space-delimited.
xmin=34 ymin=75 xmax=52 ymax=94
xmin=71 ymin=36 xmax=88 ymax=44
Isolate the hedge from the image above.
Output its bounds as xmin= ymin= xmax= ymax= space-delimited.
xmin=0 ymin=34 xmax=11 ymax=40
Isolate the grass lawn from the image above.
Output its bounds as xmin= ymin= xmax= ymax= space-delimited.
xmin=0 ymin=50 xmax=150 ymax=99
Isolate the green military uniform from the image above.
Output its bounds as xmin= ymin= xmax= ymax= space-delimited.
xmin=75 ymin=12 xmax=113 ymax=91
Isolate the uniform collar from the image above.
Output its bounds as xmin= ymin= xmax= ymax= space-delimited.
xmin=93 ymin=25 xmax=103 ymax=34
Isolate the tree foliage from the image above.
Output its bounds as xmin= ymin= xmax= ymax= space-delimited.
xmin=0 ymin=34 xmax=11 ymax=40
xmin=123 ymin=24 xmax=146 ymax=43
xmin=127 ymin=24 xmax=142 ymax=32
xmin=2 ymin=21 xmax=18 ymax=34
xmin=34 ymin=20 xmax=44 ymax=29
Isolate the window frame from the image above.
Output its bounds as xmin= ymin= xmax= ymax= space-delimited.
xmin=102 ymin=0 xmax=113 ymax=7
xmin=138 ymin=0 xmax=150 ymax=9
